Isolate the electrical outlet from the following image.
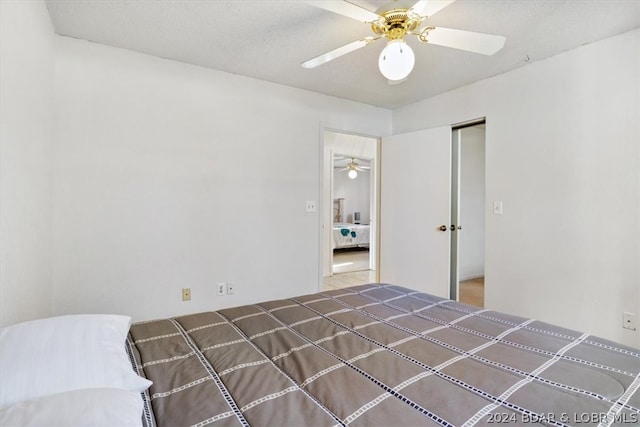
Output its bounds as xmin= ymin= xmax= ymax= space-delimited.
xmin=623 ymin=312 xmax=637 ymax=330
xmin=182 ymin=288 xmax=191 ymax=301
xmin=305 ymin=200 xmax=317 ymax=212
xmin=227 ymin=282 xmax=235 ymax=295
xmin=217 ymin=282 xmax=227 ymax=296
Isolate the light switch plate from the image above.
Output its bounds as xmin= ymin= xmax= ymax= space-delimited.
xmin=493 ymin=201 xmax=503 ymax=215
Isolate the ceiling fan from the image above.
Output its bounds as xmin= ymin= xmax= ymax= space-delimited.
xmin=337 ymin=157 xmax=370 ymax=179
xmin=302 ymin=0 xmax=506 ymax=82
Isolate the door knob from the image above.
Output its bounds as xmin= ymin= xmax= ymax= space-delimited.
xmin=450 ymin=225 xmax=463 ymax=231
xmin=439 ymin=225 xmax=447 ymax=232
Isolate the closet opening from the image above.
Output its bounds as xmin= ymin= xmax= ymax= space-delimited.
xmin=451 ymin=121 xmax=486 ymax=307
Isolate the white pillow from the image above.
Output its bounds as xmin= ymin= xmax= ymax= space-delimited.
xmin=0 ymin=314 xmax=152 ymax=409
xmin=0 ymin=388 xmax=144 ymax=427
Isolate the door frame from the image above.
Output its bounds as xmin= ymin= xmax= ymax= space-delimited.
xmin=319 ymin=127 xmax=381 ymax=289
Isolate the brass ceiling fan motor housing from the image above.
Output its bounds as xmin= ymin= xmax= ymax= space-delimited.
xmin=371 ymin=8 xmax=425 ymax=41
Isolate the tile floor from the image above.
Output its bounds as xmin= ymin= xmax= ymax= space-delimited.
xmin=322 ymin=269 xmax=377 ymax=291
xmin=322 ymin=249 xmax=375 ymax=291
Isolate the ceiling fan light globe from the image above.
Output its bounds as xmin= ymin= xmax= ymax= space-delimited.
xmin=348 ymin=169 xmax=358 ymax=179
xmin=378 ymin=40 xmax=415 ymax=81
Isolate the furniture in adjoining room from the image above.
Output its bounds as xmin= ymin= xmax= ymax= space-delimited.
xmin=333 ymin=198 xmax=346 ymax=223
xmin=333 ymin=198 xmax=370 ymax=249
xmin=332 ymin=222 xmax=370 ymax=249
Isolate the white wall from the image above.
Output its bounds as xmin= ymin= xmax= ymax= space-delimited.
xmin=0 ymin=1 xmax=54 ymax=327
xmin=393 ymin=29 xmax=640 ymax=347
xmin=334 ymin=168 xmax=370 ymax=224
xmin=52 ymin=37 xmax=391 ymax=321
xmin=458 ymin=126 xmax=485 ymax=280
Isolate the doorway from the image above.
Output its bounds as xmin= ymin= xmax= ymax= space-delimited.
xmin=321 ymin=130 xmax=379 ymax=291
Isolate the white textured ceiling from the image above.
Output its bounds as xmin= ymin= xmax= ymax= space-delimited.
xmin=45 ymin=0 xmax=640 ymax=108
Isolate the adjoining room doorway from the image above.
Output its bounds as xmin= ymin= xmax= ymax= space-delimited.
xmin=321 ymin=130 xmax=379 ymax=291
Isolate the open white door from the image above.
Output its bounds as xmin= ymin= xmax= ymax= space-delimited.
xmin=379 ymin=126 xmax=451 ymax=297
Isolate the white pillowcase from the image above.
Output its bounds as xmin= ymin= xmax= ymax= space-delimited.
xmin=0 ymin=314 xmax=152 ymax=409
xmin=0 ymin=388 xmax=144 ymax=427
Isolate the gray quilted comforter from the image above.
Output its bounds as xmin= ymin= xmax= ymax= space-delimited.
xmin=126 ymin=284 xmax=640 ymax=426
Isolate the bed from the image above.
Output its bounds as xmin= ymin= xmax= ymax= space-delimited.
xmin=333 ymin=223 xmax=370 ymax=249
xmin=124 ymin=284 xmax=640 ymax=427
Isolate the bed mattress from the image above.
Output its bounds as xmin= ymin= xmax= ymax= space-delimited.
xmin=332 ymin=224 xmax=370 ymax=249
xmin=127 ymin=284 xmax=640 ymax=427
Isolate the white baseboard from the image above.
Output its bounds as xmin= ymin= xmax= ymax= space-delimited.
xmin=459 ymin=273 xmax=484 ymax=282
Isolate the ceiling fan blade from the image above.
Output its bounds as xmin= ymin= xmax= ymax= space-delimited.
xmin=424 ymin=27 xmax=505 ymax=55
xmin=301 ymin=37 xmax=380 ymax=69
xmin=409 ymin=0 xmax=456 ymax=18
xmin=306 ymin=1 xmax=381 ymax=23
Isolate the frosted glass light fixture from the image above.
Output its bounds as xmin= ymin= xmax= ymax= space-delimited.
xmin=348 ymin=169 xmax=358 ymax=179
xmin=378 ymin=40 xmax=415 ymax=81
